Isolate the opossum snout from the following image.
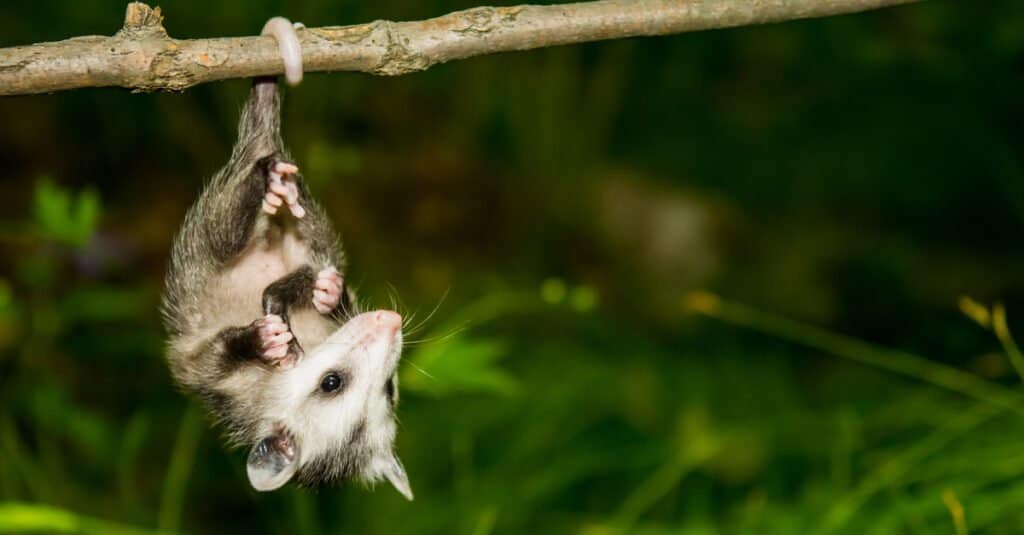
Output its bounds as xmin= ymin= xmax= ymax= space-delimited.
xmin=373 ymin=310 xmax=402 ymax=333
xmin=301 ymin=310 xmax=403 ymax=375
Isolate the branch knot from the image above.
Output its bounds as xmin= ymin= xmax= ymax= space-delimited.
xmin=371 ymin=20 xmax=430 ymax=76
xmin=451 ymin=6 xmax=522 ymax=34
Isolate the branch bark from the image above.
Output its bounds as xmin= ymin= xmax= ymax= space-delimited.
xmin=0 ymin=0 xmax=923 ymax=96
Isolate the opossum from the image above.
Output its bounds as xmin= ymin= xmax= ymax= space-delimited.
xmin=160 ymin=17 xmax=411 ymax=498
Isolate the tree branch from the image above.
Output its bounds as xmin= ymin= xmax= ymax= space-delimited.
xmin=0 ymin=0 xmax=923 ymax=96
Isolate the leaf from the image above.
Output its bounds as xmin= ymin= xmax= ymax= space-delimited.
xmin=402 ymin=333 xmax=519 ymax=397
xmin=32 ymin=178 xmax=101 ymax=248
xmin=0 ymin=502 xmax=168 ymax=535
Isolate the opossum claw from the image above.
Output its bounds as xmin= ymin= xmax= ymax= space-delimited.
xmin=313 ymin=267 xmax=344 ymax=314
xmin=263 ymin=160 xmax=305 ymax=218
xmin=257 ymin=314 xmax=295 ymax=367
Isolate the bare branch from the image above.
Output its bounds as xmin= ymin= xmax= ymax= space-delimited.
xmin=0 ymin=0 xmax=923 ymax=96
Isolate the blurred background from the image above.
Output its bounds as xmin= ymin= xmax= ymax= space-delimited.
xmin=1 ymin=1 xmax=1023 ymax=533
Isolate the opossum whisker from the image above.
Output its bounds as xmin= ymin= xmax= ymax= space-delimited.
xmin=402 ymin=322 xmax=469 ymax=346
xmin=404 ymin=288 xmax=450 ymax=337
xmin=402 ymin=310 xmax=418 ymax=331
xmin=387 ymin=290 xmax=398 ymax=313
xmin=405 ymin=361 xmax=435 ymax=380
xmin=383 ymin=281 xmax=412 ymax=318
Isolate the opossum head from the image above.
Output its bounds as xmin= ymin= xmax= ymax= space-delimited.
xmin=247 ymin=310 xmax=411 ymax=499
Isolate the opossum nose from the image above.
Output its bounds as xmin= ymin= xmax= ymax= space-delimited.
xmin=374 ymin=310 xmax=402 ymax=331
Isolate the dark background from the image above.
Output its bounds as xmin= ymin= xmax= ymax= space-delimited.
xmin=2 ymin=1 xmax=1024 ymax=533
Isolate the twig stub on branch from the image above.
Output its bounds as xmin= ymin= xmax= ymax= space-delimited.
xmin=121 ymin=2 xmax=166 ymax=35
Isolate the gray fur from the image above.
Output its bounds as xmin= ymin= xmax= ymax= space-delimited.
xmin=160 ymin=78 xmax=405 ymax=494
xmin=161 ymin=79 xmax=342 ymax=441
xmin=163 ymin=80 xmax=341 ymax=339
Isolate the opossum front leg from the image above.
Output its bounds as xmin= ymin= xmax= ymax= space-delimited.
xmin=262 ymin=265 xmax=349 ymax=323
xmin=313 ymin=267 xmax=345 ymax=315
xmin=201 ymin=315 xmax=294 ymax=370
xmin=255 ymin=314 xmax=293 ymax=364
xmin=254 ymin=263 xmax=348 ymax=371
xmin=214 ymin=320 xmax=292 ymax=366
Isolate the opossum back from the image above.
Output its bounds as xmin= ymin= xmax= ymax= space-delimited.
xmin=161 ymin=190 xmax=223 ymax=337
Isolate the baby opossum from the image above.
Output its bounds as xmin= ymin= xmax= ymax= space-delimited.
xmin=160 ymin=17 xmax=411 ymax=498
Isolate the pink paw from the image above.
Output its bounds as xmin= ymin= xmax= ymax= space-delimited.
xmin=257 ymin=314 xmax=294 ymax=367
xmin=313 ymin=267 xmax=344 ymax=314
xmin=262 ymin=161 xmax=306 ymax=218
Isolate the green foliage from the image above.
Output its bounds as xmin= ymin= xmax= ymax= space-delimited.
xmin=0 ymin=503 xmax=168 ymax=535
xmin=404 ymin=333 xmax=518 ymax=397
xmin=32 ymin=179 xmax=99 ymax=249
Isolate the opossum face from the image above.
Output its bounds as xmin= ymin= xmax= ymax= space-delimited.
xmin=247 ymin=310 xmax=411 ymax=499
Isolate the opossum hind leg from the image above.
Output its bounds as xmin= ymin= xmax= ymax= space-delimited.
xmin=262 ymin=159 xmax=305 ymax=218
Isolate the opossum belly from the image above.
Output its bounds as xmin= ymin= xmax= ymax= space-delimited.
xmin=215 ymin=224 xmax=311 ymax=327
xmin=289 ymin=307 xmax=340 ymax=351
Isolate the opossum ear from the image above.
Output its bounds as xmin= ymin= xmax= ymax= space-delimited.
xmin=247 ymin=432 xmax=299 ymax=491
xmin=382 ymin=453 xmax=413 ymax=500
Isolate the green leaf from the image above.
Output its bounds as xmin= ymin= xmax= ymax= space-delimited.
xmin=32 ymin=178 xmax=101 ymax=248
xmin=0 ymin=502 xmax=168 ymax=535
xmin=403 ymin=333 xmax=519 ymax=397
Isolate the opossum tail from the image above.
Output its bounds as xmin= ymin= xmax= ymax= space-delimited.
xmin=235 ymin=17 xmax=303 ymax=159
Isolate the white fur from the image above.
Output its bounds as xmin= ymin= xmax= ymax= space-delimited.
xmin=260 ymin=311 xmax=404 ymax=483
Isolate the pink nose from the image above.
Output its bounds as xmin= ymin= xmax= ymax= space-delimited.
xmin=374 ymin=310 xmax=402 ymax=330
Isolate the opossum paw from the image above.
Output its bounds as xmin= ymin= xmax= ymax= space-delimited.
xmin=313 ymin=267 xmax=344 ymax=314
xmin=263 ymin=161 xmax=306 ymax=218
xmin=257 ymin=314 xmax=295 ymax=368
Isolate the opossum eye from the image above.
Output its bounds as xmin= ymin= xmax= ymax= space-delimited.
xmin=320 ymin=372 xmax=345 ymax=393
xmin=385 ymin=374 xmax=396 ymax=402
